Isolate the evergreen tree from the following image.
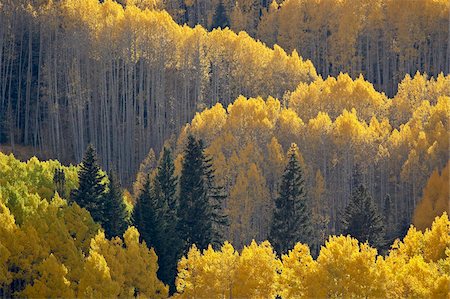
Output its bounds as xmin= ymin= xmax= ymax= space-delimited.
xmin=382 ymin=194 xmax=396 ymax=250
xmin=153 ymin=147 xmax=181 ymax=293
xmin=270 ymin=143 xmax=313 ymax=255
xmin=342 ymin=184 xmax=385 ymax=249
xmin=203 ymin=154 xmax=228 ymax=247
xmin=53 ymin=167 xmax=66 ymax=198
xmin=70 ymin=144 xmax=106 ymax=224
xmin=131 ymin=176 xmax=162 ymax=250
xmin=212 ymin=1 xmax=229 ymax=29
xmin=103 ymin=171 xmax=129 ymax=239
xmin=177 ymin=135 xmax=226 ymax=252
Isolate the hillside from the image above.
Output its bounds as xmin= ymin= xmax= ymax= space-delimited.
xmin=0 ymin=0 xmax=449 ymax=298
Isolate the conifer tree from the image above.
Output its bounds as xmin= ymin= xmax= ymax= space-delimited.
xmin=342 ymin=184 xmax=385 ymax=249
xmin=203 ymin=154 xmax=228 ymax=247
xmin=131 ymin=176 xmax=162 ymax=250
xmin=270 ymin=143 xmax=313 ymax=255
xmin=153 ymin=147 xmax=181 ymax=293
xmin=382 ymin=194 xmax=396 ymax=250
xmin=103 ymin=171 xmax=129 ymax=239
xmin=212 ymin=1 xmax=229 ymax=29
xmin=177 ymin=135 xmax=226 ymax=252
xmin=71 ymin=144 xmax=106 ymax=224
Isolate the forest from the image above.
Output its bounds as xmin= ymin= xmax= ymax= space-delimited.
xmin=0 ymin=0 xmax=449 ymax=298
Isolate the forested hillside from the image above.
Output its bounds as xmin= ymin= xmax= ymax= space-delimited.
xmin=0 ymin=0 xmax=449 ymax=298
xmin=0 ymin=0 xmax=315 ymax=182
xmin=163 ymin=0 xmax=450 ymax=96
xmin=0 ymin=153 xmax=449 ymax=297
xmin=174 ymin=81 xmax=449 ymax=248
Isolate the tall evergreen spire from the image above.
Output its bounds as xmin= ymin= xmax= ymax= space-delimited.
xmin=132 ymin=176 xmax=162 ymax=250
xmin=103 ymin=171 xmax=129 ymax=239
xmin=342 ymin=184 xmax=385 ymax=249
xmin=70 ymin=144 xmax=106 ymax=224
xmin=177 ymin=135 xmax=227 ymax=252
xmin=153 ymin=147 xmax=181 ymax=293
xmin=270 ymin=143 xmax=313 ymax=255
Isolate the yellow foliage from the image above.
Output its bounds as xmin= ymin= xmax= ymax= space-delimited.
xmin=413 ymin=162 xmax=450 ymax=231
xmin=20 ymin=254 xmax=74 ymax=298
xmin=176 ymin=240 xmax=280 ymax=298
xmin=313 ymin=235 xmax=386 ymax=298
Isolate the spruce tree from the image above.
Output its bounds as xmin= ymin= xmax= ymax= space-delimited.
xmin=212 ymin=1 xmax=229 ymax=29
xmin=382 ymin=194 xmax=396 ymax=250
xmin=131 ymin=176 xmax=162 ymax=250
xmin=103 ymin=171 xmax=129 ymax=239
xmin=342 ymin=184 xmax=385 ymax=249
xmin=153 ymin=147 xmax=181 ymax=293
xmin=270 ymin=143 xmax=313 ymax=255
xmin=70 ymin=144 xmax=106 ymax=224
xmin=177 ymin=135 xmax=226 ymax=252
xmin=203 ymin=154 xmax=228 ymax=247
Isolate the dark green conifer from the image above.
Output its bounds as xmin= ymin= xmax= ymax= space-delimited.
xmin=153 ymin=147 xmax=181 ymax=293
xmin=177 ymin=135 xmax=226 ymax=252
xmin=342 ymin=184 xmax=385 ymax=249
xmin=270 ymin=143 xmax=313 ymax=255
xmin=212 ymin=1 xmax=229 ymax=29
xmin=131 ymin=176 xmax=162 ymax=250
xmin=103 ymin=171 xmax=129 ymax=239
xmin=71 ymin=144 xmax=106 ymax=224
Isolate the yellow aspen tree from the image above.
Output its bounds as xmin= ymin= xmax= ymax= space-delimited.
xmin=233 ymin=240 xmax=281 ymax=298
xmin=314 ymin=236 xmax=386 ymax=298
xmin=386 ymin=214 xmax=450 ymax=299
xmin=121 ymin=227 xmax=168 ymax=298
xmin=78 ymin=251 xmax=120 ymax=298
xmin=413 ymin=162 xmax=450 ymax=231
xmin=228 ymin=163 xmax=270 ymax=248
xmin=176 ymin=244 xmax=204 ymax=297
xmin=256 ymin=0 xmax=279 ymax=47
xmin=0 ymin=202 xmax=15 ymax=289
xmin=20 ymin=254 xmax=75 ymax=298
xmin=278 ymin=243 xmax=316 ymax=298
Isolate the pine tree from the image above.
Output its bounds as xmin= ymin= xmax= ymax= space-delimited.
xmin=153 ymin=147 xmax=181 ymax=293
xmin=270 ymin=143 xmax=313 ymax=255
xmin=177 ymin=135 xmax=226 ymax=252
xmin=103 ymin=171 xmax=129 ymax=239
xmin=382 ymin=194 xmax=396 ymax=250
xmin=212 ymin=1 xmax=229 ymax=29
xmin=71 ymin=144 xmax=106 ymax=224
xmin=203 ymin=154 xmax=228 ymax=247
xmin=53 ymin=167 xmax=66 ymax=198
xmin=342 ymin=184 xmax=385 ymax=249
xmin=131 ymin=176 xmax=162 ymax=250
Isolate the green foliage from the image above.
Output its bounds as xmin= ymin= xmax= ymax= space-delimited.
xmin=132 ymin=176 xmax=163 ymax=250
xmin=0 ymin=154 xmax=166 ymax=298
xmin=103 ymin=171 xmax=129 ymax=239
xmin=177 ymin=135 xmax=226 ymax=252
xmin=153 ymin=147 xmax=181 ymax=293
xmin=270 ymin=143 xmax=313 ymax=255
xmin=212 ymin=1 xmax=229 ymax=29
xmin=70 ymin=145 xmax=107 ymax=225
xmin=342 ymin=184 xmax=385 ymax=250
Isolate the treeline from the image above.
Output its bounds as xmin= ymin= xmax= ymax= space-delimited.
xmin=1 ymin=152 xmax=449 ymax=298
xmin=177 ymin=74 xmax=449 ymax=248
xmin=176 ymin=214 xmax=449 ymax=298
xmin=0 ymin=0 xmax=316 ymax=183
xmin=162 ymin=0 xmax=450 ymax=96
